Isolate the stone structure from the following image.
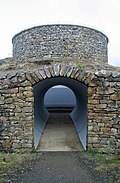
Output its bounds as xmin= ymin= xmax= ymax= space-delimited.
xmin=12 ymin=25 xmax=108 ymax=63
xmin=0 ymin=24 xmax=119 ymax=154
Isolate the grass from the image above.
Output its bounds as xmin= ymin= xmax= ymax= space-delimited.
xmin=85 ymin=151 xmax=120 ymax=169
xmin=77 ymin=63 xmax=85 ymax=70
xmin=0 ymin=152 xmax=37 ymax=183
xmin=83 ymin=151 xmax=120 ymax=182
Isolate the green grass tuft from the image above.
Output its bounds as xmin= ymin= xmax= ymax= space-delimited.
xmin=77 ymin=63 xmax=85 ymax=70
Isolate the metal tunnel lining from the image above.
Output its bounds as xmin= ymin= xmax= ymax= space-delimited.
xmin=33 ymin=77 xmax=87 ymax=150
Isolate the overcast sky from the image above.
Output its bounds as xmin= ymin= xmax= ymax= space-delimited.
xmin=0 ymin=0 xmax=120 ymax=66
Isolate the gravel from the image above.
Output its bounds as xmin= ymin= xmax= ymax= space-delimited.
xmin=6 ymin=152 xmax=119 ymax=183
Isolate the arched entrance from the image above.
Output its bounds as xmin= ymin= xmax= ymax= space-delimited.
xmin=33 ymin=76 xmax=87 ymax=151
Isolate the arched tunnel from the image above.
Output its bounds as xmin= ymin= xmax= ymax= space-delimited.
xmin=33 ymin=77 xmax=87 ymax=151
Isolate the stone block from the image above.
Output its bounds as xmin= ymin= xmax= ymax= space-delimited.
xmin=95 ymin=70 xmax=112 ymax=78
xmin=22 ymin=107 xmax=33 ymax=113
xmin=23 ymin=91 xmax=33 ymax=97
xmin=110 ymin=94 xmax=120 ymax=101
xmin=88 ymin=99 xmax=99 ymax=104
xmin=104 ymin=88 xmax=115 ymax=94
xmin=88 ymin=87 xmax=95 ymax=96
xmin=111 ymin=128 xmax=118 ymax=135
xmin=96 ymin=104 xmax=107 ymax=109
xmin=2 ymin=139 xmax=12 ymax=149
xmin=4 ymin=154 xmax=12 ymax=162
xmin=12 ymin=142 xmax=21 ymax=149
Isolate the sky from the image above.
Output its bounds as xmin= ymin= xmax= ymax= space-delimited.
xmin=0 ymin=0 xmax=120 ymax=66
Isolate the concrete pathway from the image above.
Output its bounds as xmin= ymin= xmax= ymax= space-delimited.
xmin=37 ymin=113 xmax=83 ymax=151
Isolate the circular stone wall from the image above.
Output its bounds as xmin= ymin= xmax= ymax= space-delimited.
xmin=12 ymin=24 xmax=108 ymax=63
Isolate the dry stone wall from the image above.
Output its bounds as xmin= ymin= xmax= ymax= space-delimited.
xmin=0 ymin=63 xmax=120 ymax=154
xmin=88 ymin=70 xmax=120 ymax=154
xmin=12 ymin=25 xmax=108 ymax=63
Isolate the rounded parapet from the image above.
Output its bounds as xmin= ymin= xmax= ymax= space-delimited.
xmin=12 ymin=24 xmax=108 ymax=63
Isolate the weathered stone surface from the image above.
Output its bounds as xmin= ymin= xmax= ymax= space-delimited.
xmin=95 ymin=70 xmax=112 ymax=78
xmin=22 ymin=107 xmax=33 ymax=113
xmin=53 ymin=64 xmax=60 ymax=76
xmin=66 ymin=68 xmax=73 ymax=77
xmin=26 ymin=72 xmax=36 ymax=84
xmin=77 ymin=70 xmax=85 ymax=81
xmin=7 ymin=71 xmax=17 ymax=79
xmin=34 ymin=70 xmax=43 ymax=80
xmin=2 ymin=139 xmax=12 ymax=149
xmin=39 ymin=69 xmax=46 ymax=79
xmin=60 ymin=65 xmax=69 ymax=76
xmin=96 ymin=104 xmax=107 ymax=108
xmin=88 ymin=87 xmax=95 ymax=96
xmin=4 ymin=154 xmax=12 ymax=162
xmin=112 ymin=71 xmax=120 ymax=78
xmin=110 ymin=94 xmax=120 ymax=100
xmin=30 ymin=72 xmax=39 ymax=82
xmin=17 ymin=72 xmax=26 ymax=83
xmin=0 ymin=97 xmax=4 ymax=104
xmin=111 ymin=128 xmax=118 ymax=135
xmin=104 ymin=88 xmax=115 ymax=94
xmin=12 ymin=25 xmax=108 ymax=63
xmin=20 ymin=80 xmax=31 ymax=86
xmin=44 ymin=66 xmax=51 ymax=78
xmin=88 ymin=99 xmax=99 ymax=104
xmin=110 ymin=117 xmax=120 ymax=125
xmin=23 ymin=91 xmax=33 ymax=97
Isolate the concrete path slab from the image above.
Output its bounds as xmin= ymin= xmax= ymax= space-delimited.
xmin=37 ymin=113 xmax=83 ymax=151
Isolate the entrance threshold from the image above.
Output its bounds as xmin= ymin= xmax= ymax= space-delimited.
xmin=37 ymin=113 xmax=84 ymax=152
